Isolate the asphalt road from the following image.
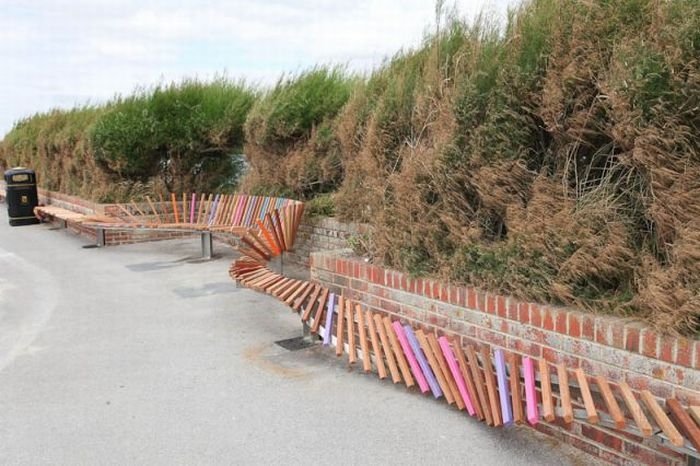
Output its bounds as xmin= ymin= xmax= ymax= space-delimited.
xmin=0 ymin=206 xmax=599 ymax=465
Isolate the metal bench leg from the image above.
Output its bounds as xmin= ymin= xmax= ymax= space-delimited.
xmin=201 ymin=231 xmax=213 ymax=259
xmin=96 ymin=228 xmax=105 ymax=247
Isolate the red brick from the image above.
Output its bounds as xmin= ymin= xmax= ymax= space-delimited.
xmin=373 ymin=266 xmax=385 ymax=286
xmin=581 ymin=315 xmax=595 ymax=341
xmin=513 ymin=339 xmax=542 ymax=357
xmin=611 ymin=322 xmax=624 ymax=349
xmin=624 ymin=442 xmax=683 ymax=466
xmin=625 ymin=326 xmax=640 ymax=353
xmin=657 ymin=336 xmax=675 ymax=364
xmin=507 ymin=299 xmax=518 ymax=321
xmin=477 ymin=328 xmax=506 ymax=348
xmin=598 ymin=449 xmax=634 ymax=466
xmin=518 ymin=302 xmax=529 ymax=324
xmin=568 ymin=314 xmax=581 ymax=338
xmin=496 ymin=296 xmax=507 ymax=318
xmin=499 ymin=319 xmax=510 ymax=334
xmin=426 ymin=280 xmax=435 ymax=299
xmin=449 ymin=286 xmax=460 ymax=306
xmin=425 ymin=312 xmax=449 ymax=328
xmin=408 ymin=277 xmax=417 ymax=293
xmin=542 ymin=347 xmax=580 ymax=367
xmin=641 ymin=329 xmax=658 ymax=358
xmin=440 ymin=284 xmax=449 ymax=302
xmin=530 ymin=304 xmax=542 ymax=327
xmin=486 ymin=294 xmax=496 ymax=314
xmin=433 ymin=281 xmax=441 ymax=300
xmin=542 ymin=307 xmax=554 ymax=331
xmin=568 ymin=435 xmax=600 ymax=459
xmin=595 ymin=318 xmax=607 ymax=345
xmin=581 ymin=425 xmax=623 ymax=452
xmin=555 ymin=310 xmax=567 ymax=334
xmin=676 ymin=337 xmax=694 ymax=367
xmin=695 ymin=340 xmax=700 ymax=370
xmin=414 ymin=278 xmax=423 ymax=295
xmin=546 ymin=415 xmax=575 ymax=432
xmin=477 ymin=292 xmax=488 ymax=313
xmin=449 ymin=320 xmax=476 ymax=338
xmin=465 ymin=287 xmax=477 ymax=309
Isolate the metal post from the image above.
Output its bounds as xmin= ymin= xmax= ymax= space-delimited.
xmin=201 ymin=231 xmax=213 ymax=259
xmin=302 ymin=320 xmax=312 ymax=341
xmin=96 ymin=227 xmax=105 ymax=247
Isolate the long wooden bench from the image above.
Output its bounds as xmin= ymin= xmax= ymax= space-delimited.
xmin=229 ymin=249 xmax=700 ymax=460
xmin=79 ymin=192 xmax=305 ymax=259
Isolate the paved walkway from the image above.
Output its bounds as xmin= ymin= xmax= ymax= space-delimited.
xmin=0 ymin=207 xmax=599 ymax=465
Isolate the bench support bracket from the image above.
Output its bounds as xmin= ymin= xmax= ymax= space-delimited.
xmin=96 ymin=228 xmax=105 ymax=247
xmin=201 ymin=231 xmax=213 ymax=259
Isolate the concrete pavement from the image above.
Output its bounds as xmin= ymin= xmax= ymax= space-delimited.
xmin=0 ymin=207 xmax=599 ymax=465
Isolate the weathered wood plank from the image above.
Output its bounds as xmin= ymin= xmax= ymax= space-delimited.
xmin=538 ymin=358 xmax=555 ymax=422
xmin=575 ymin=368 xmax=599 ymax=424
xmin=640 ymin=390 xmax=683 ymax=447
xmin=596 ymin=375 xmax=625 ymax=429
xmin=618 ymin=382 xmax=653 ymax=437
xmin=667 ymin=399 xmax=700 ymax=451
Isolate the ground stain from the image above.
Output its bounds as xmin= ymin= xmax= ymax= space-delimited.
xmin=243 ymin=344 xmax=311 ymax=380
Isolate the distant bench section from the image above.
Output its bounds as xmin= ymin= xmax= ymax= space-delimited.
xmin=79 ymin=193 xmax=305 ymax=259
xmin=33 ymin=205 xmax=112 ymax=228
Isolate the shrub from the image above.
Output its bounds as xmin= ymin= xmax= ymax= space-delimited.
xmin=240 ymin=66 xmax=357 ymax=199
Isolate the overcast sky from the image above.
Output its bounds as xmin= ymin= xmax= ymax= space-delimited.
xmin=0 ymin=0 xmax=515 ymax=137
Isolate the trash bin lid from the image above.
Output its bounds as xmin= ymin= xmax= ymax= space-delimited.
xmin=4 ymin=167 xmax=36 ymax=183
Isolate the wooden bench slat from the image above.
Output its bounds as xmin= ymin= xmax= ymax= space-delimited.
xmin=596 ymin=376 xmax=625 ymax=429
xmin=640 ymin=390 xmax=684 ymax=447
xmin=509 ymin=353 xmax=524 ymax=424
xmin=667 ymin=399 xmax=700 ymax=451
xmin=367 ymin=310 xmax=387 ymax=379
xmin=375 ymin=315 xmax=402 ymax=384
xmin=466 ymin=345 xmax=492 ymax=425
xmin=427 ymin=333 xmax=462 ymax=409
xmin=416 ymin=329 xmax=452 ymax=404
xmin=539 ymin=358 xmax=555 ymax=422
xmin=619 ymin=382 xmax=653 ymax=437
xmin=346 ymin=298 xmax=357 ymax=364
xmin=356 ymin=305 xmax=372 ymax=373
xmin=481 ymin=346 xmax=502 ymax=426
xmin=336 ymin=297 xmax=346 ymax=357
xmin=557 ymin=363 xmax=573 ymax=423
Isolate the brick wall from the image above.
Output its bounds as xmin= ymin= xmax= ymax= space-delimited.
xmin=286 ymin=216 xmax=366 ymax=267
xmin=310 ymin=251 xmax=700 ymax=466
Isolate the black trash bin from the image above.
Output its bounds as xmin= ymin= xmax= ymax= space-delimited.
xmin=4 ymin=167 xmax=40 ymax=226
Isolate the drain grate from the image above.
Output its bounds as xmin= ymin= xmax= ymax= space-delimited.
xmin=275 ymin=336 xmax=316 ymax=351
xmin=82 ymin=244 xmax=99 ymax=249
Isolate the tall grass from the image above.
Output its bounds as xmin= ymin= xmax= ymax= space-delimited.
xmin=1 ymin=79 xmax=255 ymax=201
xmin=241 ymin=66 xmax=357 ymax=198
xmin=330 ymin=0 xmax=698 ymax=334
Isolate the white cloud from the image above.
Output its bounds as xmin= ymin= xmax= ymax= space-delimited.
xmin=0 ymin=0 xmax=516 ymax=137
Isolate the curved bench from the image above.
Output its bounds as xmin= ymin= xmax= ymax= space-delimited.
xmin=229 ymin=251 xmax=700 ymax=458
xmin=83 ymin=192 xmax=305 ymax=259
